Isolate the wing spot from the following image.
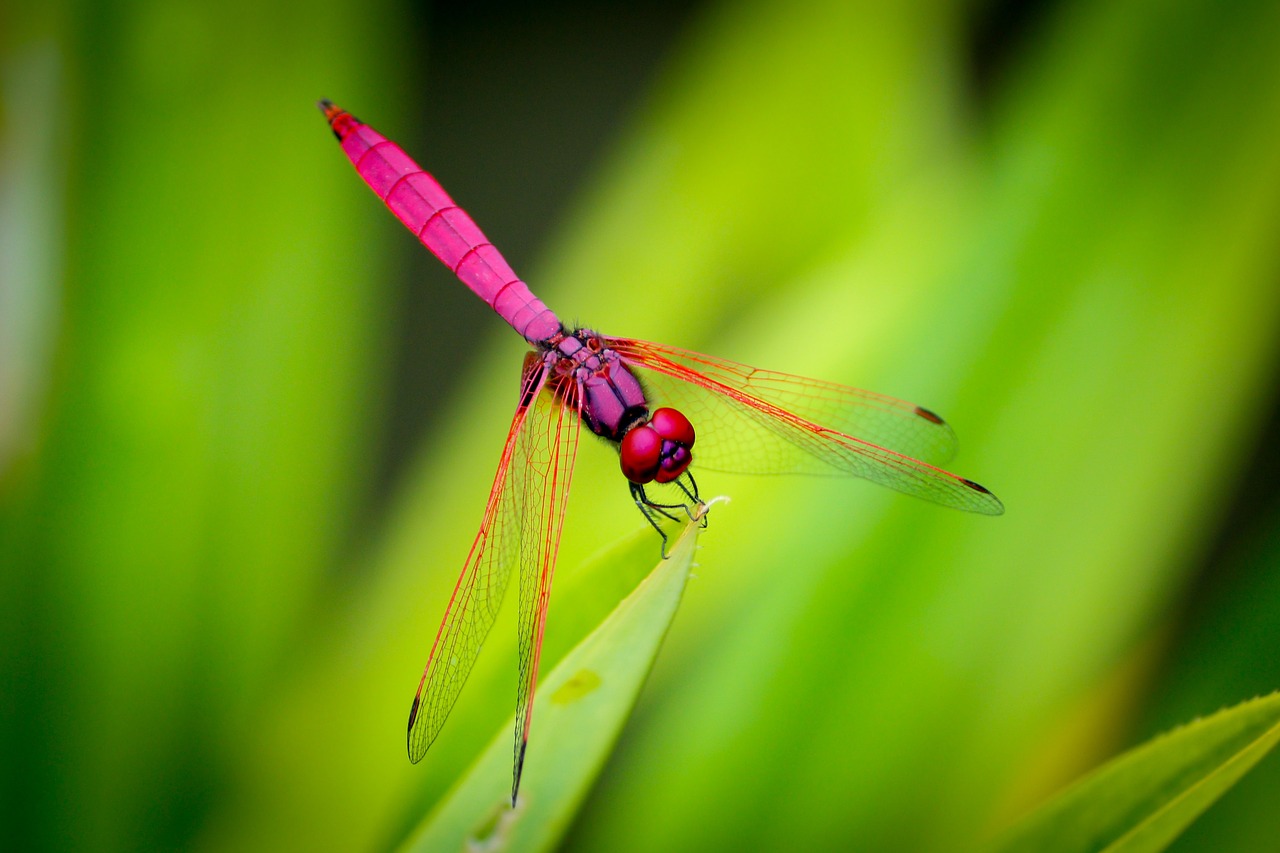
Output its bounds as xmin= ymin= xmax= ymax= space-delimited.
xmin=914 ymin=406 xmax=945 ymax=425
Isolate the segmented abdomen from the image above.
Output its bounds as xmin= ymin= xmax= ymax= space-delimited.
xmin=329 ymin=110 xmax=561 ymax=343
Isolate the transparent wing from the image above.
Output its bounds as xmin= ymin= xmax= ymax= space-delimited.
xmin=511 ymin=374 xmax=582 ymax=803
xmin=607 ymin=337 xmax=960 ymax=464
xmin=606 ymin=336 xmax=1002 ymax=515
xmin=407 ymin=355 xmax=552 ymax=763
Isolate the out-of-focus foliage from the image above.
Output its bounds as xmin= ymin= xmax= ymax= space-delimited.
xmin=3 ymin=0 xmax=1280 ymax=850
xmin=991 ymin=692 xmax=1280 ymax=853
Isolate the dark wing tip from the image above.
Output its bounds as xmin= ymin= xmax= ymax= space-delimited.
xmin=511 ymin=739 xmax=528 ymax=807
xmin=961 ymin=478 xmax=1005 ymax=515
xmin=406 ymin=694 xmax=423 ymax=762
xmin=914 ymin=405 xmax=946 ymax=425
xmin=316 ymin=98 xmax=334 ymax=114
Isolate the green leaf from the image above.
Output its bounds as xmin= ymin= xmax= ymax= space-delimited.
xmin=991 ymin=692 xmax=1280 ymax=853
xmin=398 ymin=515 xmax=704 ymax=852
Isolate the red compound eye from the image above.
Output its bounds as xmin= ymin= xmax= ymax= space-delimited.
xmin=648 ymin=408 xmax=694 ymax=447
xmin=653 ymin=440 xmax=692 ymax=483
xmin=620 ymin=425 xmax=662 ymax=483
xmin=622 ymin=408 xmax=696 ymax=485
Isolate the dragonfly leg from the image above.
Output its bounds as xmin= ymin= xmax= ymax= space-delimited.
xmin=630 ymin=482 xmax=675 ymax=558
xmin=673 ymin=471 xmax=707 ymax=525
xmin=630 ymin=475 xmax=710 ymax=558
xmin=632 ymin=485 xmax=694 ymax=519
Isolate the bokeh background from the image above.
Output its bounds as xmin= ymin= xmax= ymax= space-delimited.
xmin=4 ymin=0 xmax=1280 ymax=849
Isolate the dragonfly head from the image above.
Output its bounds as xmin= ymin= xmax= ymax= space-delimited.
xmin=620 ymin=407 xmax=695 ymax=484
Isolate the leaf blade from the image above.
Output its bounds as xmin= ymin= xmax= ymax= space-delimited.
xmin=399 ymin=516 xmax=703 ymax=853
xmin=992 ymin=692 xmax=1280 ymax=853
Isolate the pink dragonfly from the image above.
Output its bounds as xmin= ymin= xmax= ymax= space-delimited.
xmin=318 ymin=100 xmax=1002 ymax=804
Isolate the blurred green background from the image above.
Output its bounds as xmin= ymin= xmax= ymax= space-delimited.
xmin=4 ymin=0 xmax=1280 ymax=849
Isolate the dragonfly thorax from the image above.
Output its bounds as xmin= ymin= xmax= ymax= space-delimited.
xmin=542 ymin=331 xmax=697 ymax=483
xmin=547 ymin=329 xmax=651 ymax=442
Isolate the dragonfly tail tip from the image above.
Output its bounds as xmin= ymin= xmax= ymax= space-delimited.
xmin=316 ymin=99 xmax=348 ymax=124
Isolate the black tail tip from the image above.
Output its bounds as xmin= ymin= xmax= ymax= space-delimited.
xmin=317 ymin=99 xmax=349 ymax=126
xmin=318 ymin=99 xmax=358 ymax=140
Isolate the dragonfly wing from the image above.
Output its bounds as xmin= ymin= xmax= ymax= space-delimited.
xmin=407 ymin=355 xmax=551 ymax=763
xmin=607 ymin=337 xmax=1002 ymax=515
xmin=512 ymin=371 xmax=582 ymax=803
xmin=606 ymin=337 xmax=960 ymax=465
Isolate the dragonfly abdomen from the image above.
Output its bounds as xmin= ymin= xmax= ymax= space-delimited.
xmin=319 ymin=100 xmax=561 ymax=343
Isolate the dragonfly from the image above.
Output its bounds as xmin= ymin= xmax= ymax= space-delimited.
xmin=318 ymin=99 xmax=1003 ymax=805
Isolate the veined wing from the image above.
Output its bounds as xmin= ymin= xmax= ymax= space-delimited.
xmin=407 ymin=354 xmax=554 ymax=764
xmin=606 ymin=337 xmax=959 ymax=465
xmin=607 ymin=337 xmax=1002 ymax=515
xmin=512 ymin=369 xmax=582 ymax=803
